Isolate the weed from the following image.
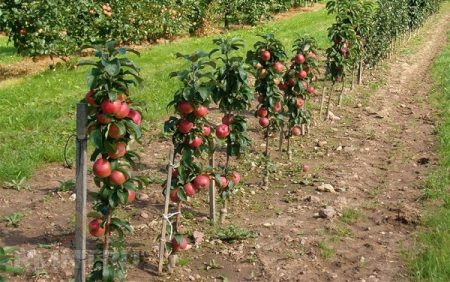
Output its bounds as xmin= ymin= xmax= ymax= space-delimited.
xmin=4 ymin=212 xmax=25 ymax=228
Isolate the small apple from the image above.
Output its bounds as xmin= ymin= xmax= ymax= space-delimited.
xmin=216 ymin=124 xmax=230 ymax=139
xmin=230 ymin=172 xmax=240 ymax=186
xmin=219 ymin=176 xmax=228 ymax=188
xmin=108 ymin=124 xmax=124 ymax=139
xmin=127 ymin=110 xmax=142 ymax=125
xmin=85 ymin=90 xmax=97 ymax=106
xmin=261 ymin=50 xmax=271 ymax=62
xmin=307 ymin=86 xmax=315 ymax=95
xmin=101 ymin=100 xmax=121 ymax=115
xmin=188 ymin=136 xmax=203 ymax=148
xmin=202 ymin=125 xmax=211 ymax=137
xmin=89 ymin=219 xmax=105 ymax=237
xmin=171 ymin=237 xmax=188 ymax=251
xmin=259 ymin=117 xmax=269 ymax=127
xmin=291 ymin=126 xmax=302 ymax=136
xmin=109 ymin=170 xmax=127 ymax=185
xmin=96 ymin=113 xmax=112 ymax=125
xmin=177 ymin=100 xmax=194 ymax=114
xmin=127 ymin=190 xmax=136 ymax=203
xmin=257 ymin=107 xmax=268 ymax=118
xmin=108 ymin=142 xmax=126 ymax=159
xmin=294 ymin=54 xmax=305 ymax=64
xmin=302 ymin=164 xmax=310 ymax=173
xmin=297 ymin=70 xmax=307 ymax=79
xmin=93 ymin=158 xmax=111 ymax=178
xmin=170 ymin=188 xmax=180 ymax=203
xmin=273 ymin=101 xmax=282 ymax=113
xmin=273 ymin=62 xmax=284 ymax=73
xmin=222 ymin=114 xmax=235 ymax=125
xmin=193 ymin=105 xmax=208 ymax=118
xmin=115 ymin=102 xmax=130 ymax=119
xmin=184 ymin=183 xmax=196 ymax=197
xmin=193 ymin=175 xmax=210 ymax=190
xmin=296 ymin=97 xmax=305 ymax=108
xmin=178 ymin=120 xmax=194 ymax=134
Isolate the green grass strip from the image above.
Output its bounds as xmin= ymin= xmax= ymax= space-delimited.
xmin=409 ymin=30 xmax=450 ymax=282
xmin=0 ymin=8 xmax=333 ymax=182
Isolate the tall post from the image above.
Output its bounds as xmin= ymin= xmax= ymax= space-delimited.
xmin=158 ymin=147 xmax=175 ymax=273
xmin=357 ymin=60 xmax=363 ymax=85
xmin=208 ymin=152 xmax=217 ymax=223
xmin=74 ymin=103 xmax=88 ymax=282
xmin=319 ymin=81 xmax=327 ymax=120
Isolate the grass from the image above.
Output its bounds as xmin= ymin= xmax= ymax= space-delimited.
xmin=0 ymin=36 xmax=22 ymax=65
xmin=0 ymin=8 xmax=333 ymax=182
xmin=340 ymin=208 xmax=363 ymax=225
xmin=408 ymin=29 xmax=450 ymax=281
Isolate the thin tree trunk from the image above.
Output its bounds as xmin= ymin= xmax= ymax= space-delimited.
xmin=220 ymin=198 xmax=228 ymax=224
xmin=102 ymin=214 xmax=112 ymax=276
xmin=337 ymin=79 xmax=346 ymax=106
xmin=319 ymin=81 xmax=327 ymax=120
xmin=326 ymin=83 xmax=336 ymax=120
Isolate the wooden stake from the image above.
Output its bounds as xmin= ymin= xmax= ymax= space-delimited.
xmin=358 ymin=60 xmax=363 ymax=85
xmin=325 ymin=83 xmax=336 ymax=120
xmin=351 ymin=66 xmax=355 ymax=90
xmin=158 ymin=147 xmax=175 ymax=274
xmin=208 ymin=152 xmax=216 ymax=223
xmin=220 ymin=198 xmax=228 ymax=224
xmin=278 ymin=127 xmax=284 ymax=152
xmin=175 ymin=203 xmax=182 ymax=233
xmin=263 ymin=128 xmax=270 ymax=188
xmin=337 ymin=79 xmax=346 ymax=106
xmin=287 ymin=138 xmax=292 ymax=161
xmin=319 ymin=81 xmax=327 ymax=121
xmin=74 ymin=103 xmax=88 ymax=282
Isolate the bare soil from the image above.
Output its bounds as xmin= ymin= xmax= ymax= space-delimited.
xmin=0 ymin=7 xmax=449 ymax=282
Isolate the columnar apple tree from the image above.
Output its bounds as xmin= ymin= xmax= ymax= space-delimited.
xmin=282 ymin=36 xmax=318 ymax=159
xmin=246 ymin=34 xmax=287 ymax=187
xmin=80 ymin=41 xmax=148 ymax=281
xmin=210 ymin=37 xmax=252 ymax=222
xmin=164 ymin=51 xmax=216 ymax=253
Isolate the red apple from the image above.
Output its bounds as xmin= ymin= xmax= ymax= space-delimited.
xmin=193 ymin=105 xmax=208 ymax=118
xmin=202 ymin=125 xmax=211 ymax=136
xmin=97 ymin=113 xmax=112 ymax=125
xmin=101 ymin=99 xmax=121 ymax=115
xmin=297 ymin=70 xmax=307 ymax=79
xmin=307 ymin=86 xmax=315 ymax=95
xmin=85 ymin=90 xmax=97 ymax=106
xmin=278 ymin=83 xmax=288 ymax=91
xmin=216 ymin=124 xmax=230 ymax=139
xmin=108 ymin=142 xmax=126 ymax=159
xmin=178 ymin=120 xmax=194 ymax=134
xmin=188 ymin=136 xmax=203 ymax=148
xmin=93 ymin=158 xmax=111 ymax=178
xmin=292 ymin=126 xmax=302 ymax=136
xmin=108 ymin=124 xmax=124 ymax=139
xmin=177 ymin=100 xmax=194 ymax=115
xmin=303 ymin=164 xmax=310 ymax=173
xmin=259 ymin=117 xmax=269 ymax=127
xmin=127 ymin=110 xmax=142 ymax=125
xmin=294 ymin=54 xmax=306 ymax=64
xmin=219 ymin=176 xmax=228 ymax=188
xmin=193 ymin=175 xmax=210 ymax=190
xmin=273 ymin=102 xmax=282 ymax=113
xmin=230 ymin=171 xmax=241 ymax=186
xmin=89 ymin=219 xmax=105 ymax=237
xmin=257 ymin=107 xmax=268 ymax=118
xmin=109 ymin=170 xmax=127 ymax=185
xmin=127 ymin=190 xmax=136 ymax=203
xmin=287 ymin=77 xmax=296 ymax=87
xmin=115 ymin=102 xmax=130 ymax=119
xmin=171 ymin=237 xmax=188 ymax=251
xmin=222 ymin=114 xmax=235 ymax=125
xmin=170 ymin=188 xmax=180 ymax=203
xmin=184 ymin=183 xmax=196 ymax=197
xmin=261 ymin=50 xmax=271 ymax=62
xmin=296 ymin=98 xmax=305 ymax=108
xmin=273 ymin=62 xmax=284 ymax=73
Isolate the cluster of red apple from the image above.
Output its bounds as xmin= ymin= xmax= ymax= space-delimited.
xmin=281 ymin=49 xmax=317 ymax=137
xmin=169 ymin=100 xmax=241 ymax=202
xmin=85 ymin=90 xmax=142 ymax=237
xmin=255 ymin=50 xmax=285 ymax=128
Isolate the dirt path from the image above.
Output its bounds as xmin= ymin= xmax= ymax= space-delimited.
xmin=0 ymin=7 xmax=449 ymax=282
